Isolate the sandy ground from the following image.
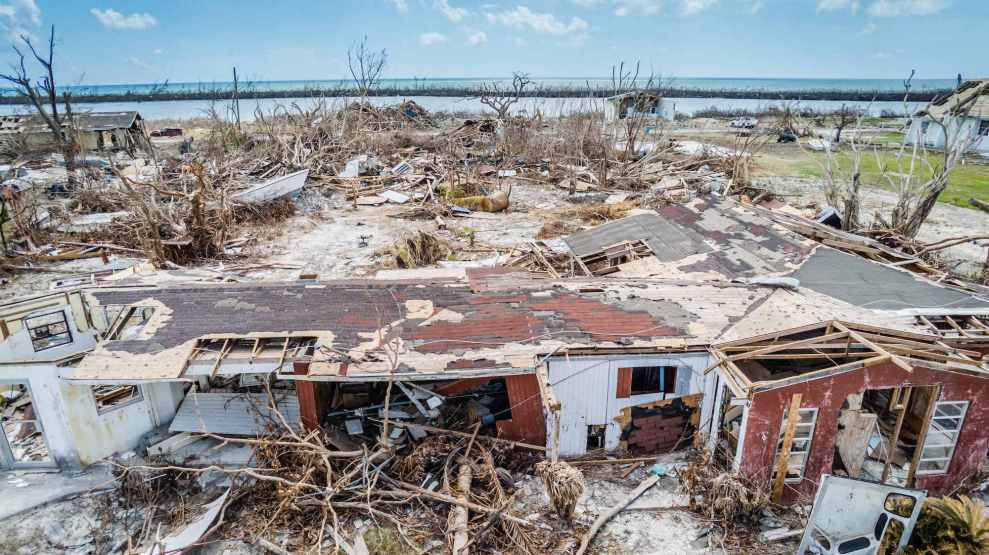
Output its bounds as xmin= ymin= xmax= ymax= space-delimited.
xmin=238 ymin=182 xmax=583 ymax=281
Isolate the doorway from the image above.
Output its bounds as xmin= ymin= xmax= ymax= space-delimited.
xmin=0 ymin=381 xmax=53 ymax=469
xmin=832 ymin=386 xmax=936 ymax=486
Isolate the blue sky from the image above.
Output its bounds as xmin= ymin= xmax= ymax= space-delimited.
xmin=0 ymin=0 xmax=984 ymax=85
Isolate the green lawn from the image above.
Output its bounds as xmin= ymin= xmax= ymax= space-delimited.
xmin=757 ymin=148 xmax=989 ymax=210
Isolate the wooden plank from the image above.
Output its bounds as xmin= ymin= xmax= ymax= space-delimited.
xmin=726 ymin=331 xmax=850 ymax=362
xmin=907 ymin=385 xmax=941 ymax=487
xmin=751 ymin=355 xmax=891 ymax=393
xmin=882 ymin=387 xmax=911 ymax=483
xmin=771 ymin=394 xmax=803 ymax=503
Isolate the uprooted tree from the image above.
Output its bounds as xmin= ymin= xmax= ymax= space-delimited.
xmin=476 ymin=72 xmax=534 ymax=119
xmin=0 ymin=26 xmax=79 ymax=186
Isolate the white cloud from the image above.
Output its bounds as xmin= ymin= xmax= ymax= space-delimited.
xmin=681 ymin=0 xmax=718 ymax=15
xmin=387 ymin=0 xmax=409 ymax=12
xmin=867 ymin=0 xmax=948 ymax=16
xmin=744 ymin=0 xmax=763 ymax=13
xmin=485 ymin=6 xmax=589 ymax=35
xmin=873 ymin=51 xmax=891 ymax=59
xmin=153 ymin=48 xmax=164 ymax=55
xmin=127 ymin=56 xmax=152 ymax=70
xmin=0 ymin=0 xmax=41 ymax=41
xmin=435 ymin=0 xmax=468 ymax=22
xmin=466 ymin=31 xmax=488 ymax=46
xmin=90 ymin=8 xmax=157 ymax=30
xmin=418 ymin=31 xmax=448 ymax=45
xmin=816 ymin=0 xmax=860 ymax=12
xmin=613 ymin=0 xmax=664 ymax=16
xmin=13 ymin=0 xmax=38 ymax=25
xmin=858 ymin=22 xmax=878 ymax=34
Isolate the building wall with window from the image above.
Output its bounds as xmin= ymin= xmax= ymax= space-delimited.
xmin=0 ymin=303 xmax=184 ymax=469
xmin=545 ymin=351 xmax=710 ymax=457
xmin=905 ymin=114 xmax=989 ymax=155
xmin=736 ymin=359 xmax=989 ymax=502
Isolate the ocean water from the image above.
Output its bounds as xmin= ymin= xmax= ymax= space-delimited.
xmin=0 ymin=76 xmax=959 ymax=97
xmin=0 ymin=95 xmax=924 ymax=122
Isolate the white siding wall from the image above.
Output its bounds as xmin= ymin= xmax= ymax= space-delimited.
xmin=546 ymin=352 xmax=712 ymax=457
xmin=906 ymin=115 xmax=988 ymax=155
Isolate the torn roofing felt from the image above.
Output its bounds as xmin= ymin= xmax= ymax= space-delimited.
xmin=566 ymin=196 xmax=816 ymax=281
xmin=75 ymin=278 xmax=780 ymax=381
xmin=792 ymin=248 xmax=989 ymax=312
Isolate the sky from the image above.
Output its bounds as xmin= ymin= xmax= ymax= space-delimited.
xmin=0 ymin=0 xmax=985 ymax=86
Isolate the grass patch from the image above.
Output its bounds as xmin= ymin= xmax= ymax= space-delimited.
xmin=755 ymin=148 xmax=989 ymax=209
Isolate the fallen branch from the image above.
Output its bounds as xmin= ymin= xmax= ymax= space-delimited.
xmin=575 ymin=474 xmax=662 ymax=555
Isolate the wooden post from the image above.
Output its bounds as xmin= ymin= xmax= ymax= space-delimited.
xmin=771 ymin=393 xmax=803 ymax=503
xmin=451 ymin=460 xmax=472 ymax=555
xmin=907 ymin=384 xmax=941 ymax=487
xmin=882 ymin=387 xmax=911 ymax=483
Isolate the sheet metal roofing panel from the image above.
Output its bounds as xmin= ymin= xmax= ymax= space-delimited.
xmin=168 ymin=392 xmax=301 ymax=435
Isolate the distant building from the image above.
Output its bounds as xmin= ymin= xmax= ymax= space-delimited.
xmin=905 ymin=79 xmax=989 ymax=156
xmin=604 ymin=91 xmax=663 ymax=122
xmin=0 ymin=110 xmax=147 ymax=154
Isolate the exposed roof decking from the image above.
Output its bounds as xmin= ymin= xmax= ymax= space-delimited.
xmin=709 ymin=320 xmax=989 ymax=399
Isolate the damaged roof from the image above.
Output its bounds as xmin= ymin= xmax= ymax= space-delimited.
xmin=570 ymin=196 xmax=815 ymax=281
xmin=75 ymin=276 xmax=785 ymax=381
xmin=792 ymin=247 xmax=989 ymax=312
xmin=917 ymin=79 xmax=989 ymax=119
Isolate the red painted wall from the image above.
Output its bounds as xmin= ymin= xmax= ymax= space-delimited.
xmin=737 ymin=360 xmax=989 ymax=503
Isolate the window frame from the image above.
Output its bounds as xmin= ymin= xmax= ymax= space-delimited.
xmin=773 ymin=407 xmax=818 ymax=483
xmin=105 ymin=306 xmax=156 ymax=341
xmin=916 ymin=400 xmax=968 ymax=476
xmin=92 ymin=384 xmax=144 ymax=415
xmin=617 ymin=365 xmax=679 ymax=398
xmin=24 ymin=310 xmax=73 ymax=352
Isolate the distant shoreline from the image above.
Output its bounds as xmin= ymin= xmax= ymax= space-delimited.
xmin=0 ymin=85 xmax=949 ymax=105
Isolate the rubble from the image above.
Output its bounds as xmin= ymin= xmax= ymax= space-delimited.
xmin=1 ymin=95 xmax=988 ymax=555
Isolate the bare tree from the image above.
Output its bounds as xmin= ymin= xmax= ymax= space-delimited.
xmin=476 ymin=72 xmax=534 ymax=119
xmin=882 ymin=73 xmax=976 ymax=238
xmin=347 ymin=36 xmax=387 ymax=98
xmin=832 ymin=104 xmax=863 ymax=144
xmin=607 ymin=60 xmax=664 ymax=162
xmin=806 ymin=72 xmax=976 ymax=238
xmin=0 ymin=26 xmax=79 ymax=186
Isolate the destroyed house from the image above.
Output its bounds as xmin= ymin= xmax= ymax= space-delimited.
xmin=905 ymin=78 xmax=989 ymax=155
xmin=705 ymin=321 xmax=989 ymax=501
xmin=0 ymin=110 xmax=146 ymax=153
xmin=604 ymin=91 xmax=663 ymax=121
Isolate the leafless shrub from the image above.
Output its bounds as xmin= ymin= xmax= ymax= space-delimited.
xmin=475 ymin=72 xmax=534 ymax=120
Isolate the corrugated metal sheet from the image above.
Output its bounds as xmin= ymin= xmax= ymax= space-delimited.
xmin=169 ymin=392 xmax=301 ymax=435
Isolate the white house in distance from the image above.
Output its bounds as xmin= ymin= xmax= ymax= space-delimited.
xmin=905 ymin=79 xmax=989 ymax=156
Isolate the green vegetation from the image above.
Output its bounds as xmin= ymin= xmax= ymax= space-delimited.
xmin=756 ymin=148 xmax=989 ymax=209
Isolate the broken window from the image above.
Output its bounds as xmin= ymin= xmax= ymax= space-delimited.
xmin=107 ymin=306 xmax=155 ymax=340
xmin=617 ymin=366 xmax=677 ymax=397
xmin=24 ymin=311 xmax=72 ymax=352
xmin=586 ymin=424 xmax=606 ymax=451
xmin=92 ymin=385 xmax=143 ymax=414
xmin=773 ymin=407 xmax=818 ymax=483
xmin=979 ymin=119 xmax=989 ymax=137
xmin=916 ymin=401 xmax=967 ymax=475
